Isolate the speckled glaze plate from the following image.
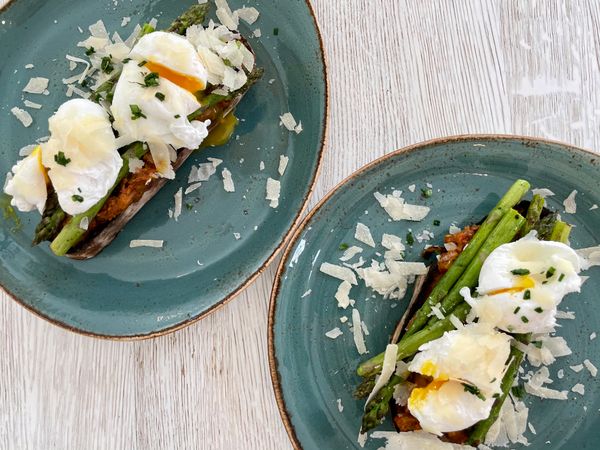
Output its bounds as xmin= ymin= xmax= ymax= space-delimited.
xmin=0 ymin=0 xmax=327 ymax=338
xmin=269 ymin=136 xmax=600 ymax=450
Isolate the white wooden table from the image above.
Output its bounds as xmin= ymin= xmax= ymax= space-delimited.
xmin=2 ymin=1 xmax=599 ymax=448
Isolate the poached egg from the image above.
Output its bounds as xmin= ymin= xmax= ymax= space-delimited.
xmin=4 ymin=146 xmax=48 ymax=214
xmin=463 ymin=233 xmax=583 ymax=334
xmin=407 ymin=323 xmax=511 ymax=435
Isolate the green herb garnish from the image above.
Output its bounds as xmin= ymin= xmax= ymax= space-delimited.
xmin=558 ymin=273 xmax=565 ymax=282
xmin=462 ymin=383 xmax=486 ymax=401
xmin=85 ymin=47 xmax=95 ymax=56
xmin=523 ymin=289 xmax=531 ymax=300
xmin=339 ymin=243 xmax=349 ymax=251
xmin=71 ymin=195 xmax=84 ymax=203
xmin=513 ymin=306 xmax=521 ymax=314
xmin=421 ymin=187 xmax=433 ymax=198
xmin=511 ymin=268 xmax=530 ymax=276
xmin=138 ymin=60 xmax=148 ymax=67
xmin=534 ymin=307 xmax=544 ymax=313
xmin=54 ymin=151 xmax=71 ymax=166
xmin=129 ymin=104 xmax=147 ymax=120
xmin=155 ymin=92 xmax=165 ymax=101
xmin=406 ymin=231 xmax=415 ymax=246
xmin=433 ymin=219 xmax=441 ymax=226
xmin=101 ymin=55 xmax=114 ymax=74
xmin=546 ymin=266 xmax=556 ymax=278
xmin=273 ymin=27 xmax=279 ymax=35
xmin=521 ymin=316 xmax=529 ymax=323
xmin=143 ymin=72 xmax=160 ymax=87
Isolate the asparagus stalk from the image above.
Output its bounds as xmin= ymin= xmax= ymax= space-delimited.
xmin=167 ymin=3 xmax=210 ymax=35
xmin=549 ymin=220 xmax=572 ymax=243
xmin=49 ymin=143 xmax=147 ymax=256
xmin=426 ymin=209 xmax=526 ymax=326
xmin=520 ymin=194 xmax=544 ymax=237
xmin=362 ymin=374 xmax=403 ymax=432
xmin=467 ymin=220 xmax=572 ymax=444
xmin=404 ymin=180 xmax=530 ymax=337
xmin=32 ymin=190 xmax=66 ymax=245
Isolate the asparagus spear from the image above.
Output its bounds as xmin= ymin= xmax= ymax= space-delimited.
xmin=404 ymin=180 xmax=530 ymax=337
xmin=357 ymin=209 xmax=526 ymax=378
xmin=520 ymin=194 xmax=544 ymax=237
xmin=549 ymin=220 xmax=572 ymax=243
xmin=49 ymin=143 xmax=147 ymax=256
xmin=426 ymin=209 xmax=527 ymax=326
xmin=32 ymin=189 xmax=66 ymax=245
xmin=167 ymin=3 xmax=210 ymax=35
xmin=467 ymin=220 xmax=572 ymax=444
xmin=362 ymin=374 xmax=403 ymax=432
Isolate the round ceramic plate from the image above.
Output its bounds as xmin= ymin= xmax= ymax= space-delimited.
xmin=269 ymin=136 xmax=600 ymax=450
xmin=0 ymin=0 xmax=326 ymax=338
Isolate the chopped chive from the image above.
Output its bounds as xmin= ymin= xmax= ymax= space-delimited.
xmin=142 ymin=71 xmax=160 ymax=87
xmin=546 ymin=266 xmax=556 ymax=278
xmin=406 ymin=231 xmax=415 ymax=246
xmin=129 ymin=104 xmax=146 ymax=120
xmin=462 ymin=383 xmax=486 ymax=401
xmin=138 ymin=60 xmax=148 ymax=67
xmin=511 ymin=268 xmax=530 ymax=276
xmin=185 ymin=203 xmax=193 ymax=210
xmin=534 ymin=341 xmax=543 ymax=348
xmin=339 ymin=243 xmax=349 ymax=251
xmin=174 ymin=114 xmax=181 ymax=119
xmin=85 ymin=47 xmax=95 ymax=56
xmin=101 ymin=55 xmax=114 ymax=74
xmin=421 ymin=187 xmax=433 ymax=198
xmin=523 ymin=289 xmax=531 ymax=300
xmin=54 ymin=151 xmax=71 ymax=166
xmin=273 ymin=27 xmax=279 ymax=35
xmin=507 ymin=325 xmax=514 ymax=332
xmin=122 ymin=57 xmax=131 ymax=64
xmin=71 ymin=194 xmax=84 ymax=203
xmin=433 ymin=219 xmax=440 ymax=226
xmin=558 ymin=273 xmax=565 ymax=282
xmin=534 ymin=307 xmax=544 ymax=313
xmin=521 ymin=316 xmax=529 ymax=323
xmin=513 ymin=306 xmax=521 ymax=314
xmin=155 ymin=92 xmax=165 ymax=101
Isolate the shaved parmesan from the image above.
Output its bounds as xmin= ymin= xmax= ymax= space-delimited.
xmin=320 ymin=262 xmax=357 ymax=285
xmin=524 ymin=383 xmax=568 ymax=400
xmin=301 ymin=289 xmax=312 ymax=299
xmin=351 ymin=309 xmax=368 ymax=355
xmin=184 ymin=182 xmax=202 ymax=195
xmin=339 ymin=246 xmax=363 ymax=262
xmin=25 ymin=64 xmax=34 ymax=69
xmin=266 ymin=178 xmax=281 ymax=208
xmin=279 ymin=112 xmax=297 ymax=131
xmin=335 ymin=281 xmax=353 ymax=309
xmin=23 ymin=77 xmax=49 ymax=94
xmin=325 ymin=327 xmax=343 ymax=339
xmin=278 ymin=155 xmax=289 ymax=176
xmin=365 ymin=344 xmax=398 ymax=406
xmin=570 ymin=364 xmax=584 ymax=373
xmin=222 ymin=168 xmax=235 ymax=192
xmin=130 ymin=239 xmax=164 ymax=248
xmin=371 ymin=431 xmax=472 ymax=449
xmin=563 ymin=189 xmax=578 ymax=214
xmin=532 ymin=188 xmax=555 ymax=198
xmin=374 ymin=192 xmax=430 ymax=221
xmin=173 ymin=188 xmax=183 ymax=221
xmin=18 ymin=145 xmax=36 ymax=156
xmin=128 ymin=157 xmax=144 ymax=174
xmin=571 ymin=383 xmax=585 ymax=395
xmin=253 ymin=28 xmax=262 ymax=38
xmin=11 ymin=107 xmax=33 ymax=127
xmin=584 ymin=359 xmax=598 ymax=377
xmin=355 ymin=222 xmax=376 ymax=247
xmin=236 ymin=6 xmax=260 ymax=24
xmin=591 ymin=204 xmax=598 ymax=210
xmin=121 ymin=16 xmax=131 ymax=27
xmin=79 ymin=216 xmax=89 ymax=231
xmin=24 ymin=100 xmax=42 ymax=109
xmin=556 ymin=310 xmax=576 ymax=320
xmin=577 ymin=245 xmax=600 ymax=269
xmin=337 ymin=398 xmax=344 ymax=413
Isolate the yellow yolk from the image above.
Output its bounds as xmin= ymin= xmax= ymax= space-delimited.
xmin=31 ymin=146 xmax=49 ymax=183
xmin=408 ymin=378 xmax=449 ymax=408
xmin=488 ymin=275 xmax=535 ymax=296
xmin=420 ymin=360 xmax=439 ymax=377
xmin=145 ymin=61 xmax=206 ymax=93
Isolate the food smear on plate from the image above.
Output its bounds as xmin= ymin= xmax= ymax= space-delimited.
xmin=3 ymin=1 xmax=265 ymax=259
xmin=319 ymin=179 xmax=597 ymax=448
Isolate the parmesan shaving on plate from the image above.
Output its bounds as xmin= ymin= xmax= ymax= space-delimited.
xmin=591 ymin=204 xmax=599 ymax=210
xmin=11 ymin=107 xmax=33 ymax=127
xmin=335 ymin=281 xmax=353 ymax=308
xmin=339 ymin=246 xmax=363 ymax=262
xmin=23 ymin=100 xmax=42 ymax=109
xmin=279 ymin=112 xmax=303 ymax=134
xmin=222 ymin=168 xmax=235 ymax=192
xmin=563 ymin=189 xmax=578 ymax=214
xmin=571 ymin=383 xmax=585 ymax=395
xmin=371 ymin=431 xmax=472 ymax=449
xmin=173 ymin=187 xmax=183 ymax=221
xmin=337 ymin=398 xmax=344 ymax=413
xmin=355 ymin=222 xmax=376 ymax=247
xmin=531 ymin=188 xmax=555 ymax=198
xmin=184 ymin=182 xmax=202 ymax=195
xmin=374 ymin=191 xmax=430 ymax=221
xmin=319 ymin=262 xmax=357 ymax=285
xmin=325 ymin=327 xmax=343 ymax=339
xmin=584 ymin=359 xmax=598 ymax=377
xmin=130 ymin=239 xmax=164 ymax=248
xmin=484 ymin=396 xmax=529 ymax=447
xmin=236 ymin=6 xmax=260 ymax=24
xmin=364 ymin=344 xmax=398 ymax=406
xmin=351 ymin=308 xmax=368 ymax=355
xmin=127 ymin=157 xmax=144 ymax=174
xmin=22 ymin=77 xmax=49 ymax=94
xmin=278 ymin=155 xmax=289 ymax=176
xmin=577 ymin=245 xmax=600 ymax=269
xmin=266 ymin=178 xmax=281 ymax=208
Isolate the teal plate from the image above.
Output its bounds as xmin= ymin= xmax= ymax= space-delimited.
xmin=269 ymin=136 xmax=600 ymax=450
xmin=0 ymin=0 xmax=327 ymax=338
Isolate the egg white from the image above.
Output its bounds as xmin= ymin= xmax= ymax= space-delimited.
xmin=40 ymin=99 xmax=122 ymax=215
xmin=110 ymin=61 xmax=210 ymax=178
xmin=4 ymin=146 xmax=47 ymax=214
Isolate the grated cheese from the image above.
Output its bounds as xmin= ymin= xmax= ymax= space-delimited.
xmin=222 ymin=168 xmax=235 ymax=192
xmin=278 ymin=155 xmax=289 ymax=176
xmin=266 ymin=178 xmax=281 ymax=208
xmin=130 ymin=239 xmax=164 ymax=248
xmin=79 ymin=216 xmax=89 ymax=231
xmin=371 ymin=431 xmax=472 ymax=449
xmin=320 ymin=262 xmax=357 ymax=285
xmin=127 ymin=157 xmax=144 ymax=174
xmin=337 ymin=398 xmax=344 ymax=413
xmin=300 ymin=289 xmax=312 ymax=299
xmin=351 ymin=308 xmax=368 ymax=355
xmin=563 ymin=189 xmax=578 ymax=214
xmin=173 ymin=188 xmax=183 ymax=221
xmin=556 ymin=310 xmax=576 ymax=320
xmin=18 ymin=145 xmax=36 ymax=156
xmin=184 ymin=182 xmax=202 ymax=195
xmin=584 ymin=359 xmax=598 ymax=377
xmin=334 ymin=281 xmax=353 ymax=309
xmin=11 ymin=107 xmax=33 ymax=127
xmin=339 ymin=246 xmax=363 ymax=262
xmin=570 ymin=364 xmax=584 ymax=373
xmin=591 ymin=204 xmax=599 ymax=211
xmin=236 ymin=6 xmax=260 ymax=24
xmin=571 ymin=383 xmax=585 ymax=395
xmin=355 ymin=222 xmax=376 ymax=247
xmin=532 ymin=188 xmax=555 ymax=198
xmin=23 ymin=100 xmax=42 ymax=109
xmin=279 ymin=112 xmax=297 ymax=131
xmin=23 ymin=77 xmax=49 ymax=94
xmin=374 ymin=191 xmax=430 ymax=221
xmin=325 ymin=327 xmax=343 ymax=339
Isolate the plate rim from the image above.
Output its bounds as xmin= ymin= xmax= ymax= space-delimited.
xmin=0 ymin=0 xmax=329 ymax=341
xmin=267 ymin=133 xmax=599 ymax=450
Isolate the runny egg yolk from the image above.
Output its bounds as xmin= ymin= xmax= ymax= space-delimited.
xmin=32 ymin=146 xmax=49 ymax=183
xmin=408 ymin=361 xmax=449 ymax=408
xmin=487 ymin=275 xmax=535 ymax=296
xmin=145 ymin=61 xmax=206 ymax=94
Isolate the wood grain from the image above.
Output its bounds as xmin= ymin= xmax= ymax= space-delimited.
xmin=2 ymin=0 xmax=600 ymax=448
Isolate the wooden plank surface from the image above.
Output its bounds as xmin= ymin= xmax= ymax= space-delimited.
xmin=2 ymin=0 xmax=600 ymax=448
